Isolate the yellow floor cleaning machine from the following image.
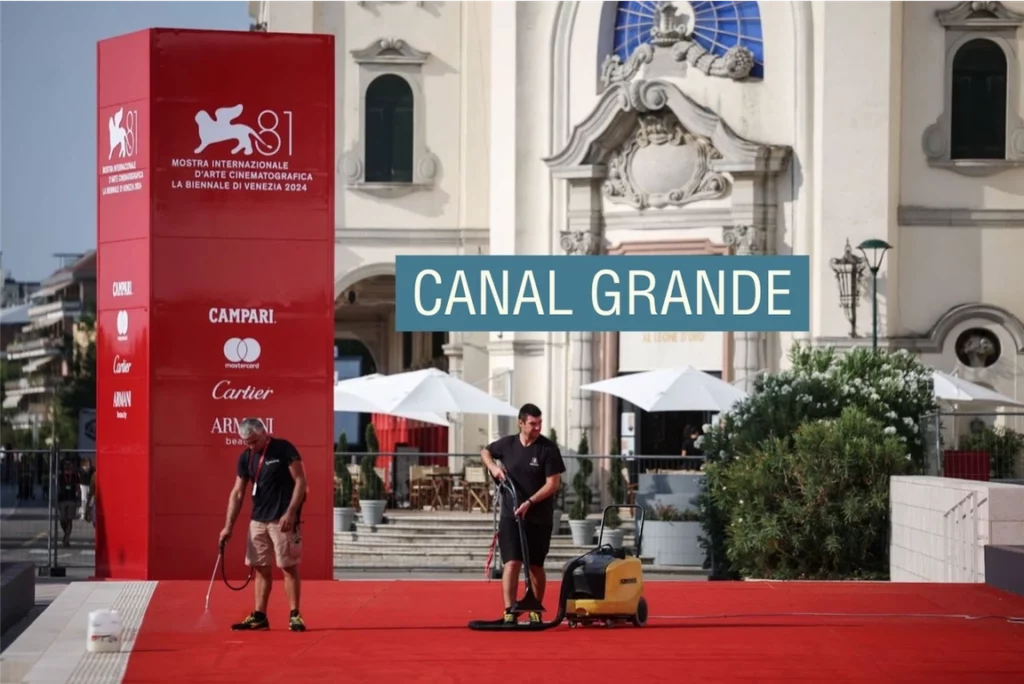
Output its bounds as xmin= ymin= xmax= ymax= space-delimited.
xmin=468 ymin=477 xmax=648 ymax=631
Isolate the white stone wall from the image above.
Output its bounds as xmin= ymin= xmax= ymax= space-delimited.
xmin=890 ymin=476 xmax=1024 ymax=583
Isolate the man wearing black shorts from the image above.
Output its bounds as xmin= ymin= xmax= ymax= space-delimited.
xmin=218 ymin=417 xmax=308 ymax=632
xmin=481 ymin=403 xmax=566 ymax=625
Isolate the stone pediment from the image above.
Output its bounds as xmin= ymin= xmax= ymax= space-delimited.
xmin=936 ymin=1 xmax=1024 ymax=30
xmin=543 ymin=79 xmax=790 ymax=211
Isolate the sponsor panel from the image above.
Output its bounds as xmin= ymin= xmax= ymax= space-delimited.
xmin=96 ymin=27 xmax=334 ymax=582
xmin=149 ymin=236 xmax=331 ymax=314
xmin=96 ymin=240 xmax=151 ymax=312
xmin=150 ymin=377 xmax=331 ymax=447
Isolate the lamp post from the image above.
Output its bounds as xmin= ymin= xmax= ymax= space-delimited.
xmin=856 ymin=238 xmax=892 ymax=351
xmin=829 ymin=240 xmax=866 ymax=338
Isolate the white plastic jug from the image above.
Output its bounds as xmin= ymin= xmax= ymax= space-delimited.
xmin=86 ymin=609 xmax=123 ymax=653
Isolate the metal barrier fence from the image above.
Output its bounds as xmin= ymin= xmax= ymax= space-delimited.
xmin=0 ymin=448 xmax=97 ymax=577
xmin=333 ymin=450 xmax=706 ymax=515
xmin=921 ymin=411 xmax=1024 ymax=484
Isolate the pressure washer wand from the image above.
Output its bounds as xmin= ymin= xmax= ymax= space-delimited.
xmin=205 ymin=539 xmax=226 ymax=611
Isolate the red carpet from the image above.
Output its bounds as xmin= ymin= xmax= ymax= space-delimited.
xmin=123 ymin=580 xmax=1024 ymax=683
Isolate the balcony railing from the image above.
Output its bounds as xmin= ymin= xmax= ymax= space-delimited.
xmin=3 ymin=374 xmax=59 ymax=395
xmin=4 ymin=337 xmax=61 ymax=360
xmin=27 ymin=299 xmax=82 ymax=320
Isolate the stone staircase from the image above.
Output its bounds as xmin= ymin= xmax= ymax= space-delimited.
xmin=333 ymin=512 xmax=705 ymax=576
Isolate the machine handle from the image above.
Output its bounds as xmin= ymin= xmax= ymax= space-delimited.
xmin=597 ymin=504 xmax=646 ymax=557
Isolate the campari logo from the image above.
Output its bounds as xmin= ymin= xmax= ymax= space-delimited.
xmin=209 ymin=308 xmax=276 ymax=325
xmin=169 ymin=104 xmax=313 ymax=195
xmin=212 ymin=416 xmax=275 ymax=447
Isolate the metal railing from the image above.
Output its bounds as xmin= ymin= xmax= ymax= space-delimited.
xmin=0 ymin=448 xmax=96 ymax=578
xmin=922 ymin=410 xmax=1024 ymax=484
xmin=332 ymin=451 xmax=706 ymax=516
xmin=943 ymin=490 xmax=986 ymax=583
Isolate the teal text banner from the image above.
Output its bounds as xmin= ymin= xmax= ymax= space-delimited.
xmin=395 ymin=255 xmax=810 ymax=333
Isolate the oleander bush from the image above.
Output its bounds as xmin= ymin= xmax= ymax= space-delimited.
xmin=696 ymin=345 xmax=937 ymax=580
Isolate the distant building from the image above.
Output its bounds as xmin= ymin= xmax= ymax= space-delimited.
xmin=2 ymin=252 xmax=96 ymax=434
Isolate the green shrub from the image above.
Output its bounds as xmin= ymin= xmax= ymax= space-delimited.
xmin=605 ymin=455 xmax=625 ymax=529
xmin=336 ymin=463 xmax=353 ymax=508
xmin=697 ymin=345 xmax=937 ymax=578
xmin=958 ymin=424 xmax=1024 ymax=480
xmin=716 ymin=406 xmax=909 ymax=580
xmin=358 ymin=424 xmax=383 ymax=501
xmin=570 ymin=431 xmax=592 ymax=520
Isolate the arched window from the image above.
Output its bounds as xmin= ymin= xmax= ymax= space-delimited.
xmin=364 ymin=74 xmax=414 ymax=183
xmin=611 ymin=1 xmax=764 ymax=79
xmin=950 ymin=38 xmax=1007 ymax=160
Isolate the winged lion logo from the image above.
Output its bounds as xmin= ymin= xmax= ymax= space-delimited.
xmin=194 ymin=104 xmax=271 ymax=156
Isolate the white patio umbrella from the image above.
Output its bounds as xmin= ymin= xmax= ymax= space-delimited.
xmin=931 ymin=370 xmax=1024 ymax=408
xmin=357 ymin=368 xmax=520 ymax=417
xmin=581 ymin=365 xmax=748 ymax=413
xmin=334 ymin=374 xmax=450 ymax=426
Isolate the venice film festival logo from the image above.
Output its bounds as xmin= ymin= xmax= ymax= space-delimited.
xmin=170 ymin=103 xmax=313 ymax=194
xmin=101 ymin=106 xmax=144 ymax=196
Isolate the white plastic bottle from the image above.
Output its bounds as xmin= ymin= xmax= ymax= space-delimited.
xmin=86 ymin=609 xmax=124 ymax=653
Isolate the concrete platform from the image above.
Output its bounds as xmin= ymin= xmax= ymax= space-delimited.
xmin=0 ymin=582 xmax=154 ymax=684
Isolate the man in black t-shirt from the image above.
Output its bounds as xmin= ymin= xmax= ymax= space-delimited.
xmin=218 ymin=418 xmax=308 ymax=632
xmin=481 ymin=403 xmax=566 ymax=625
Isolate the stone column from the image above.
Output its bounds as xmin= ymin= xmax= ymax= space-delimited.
xmin=443 ymin=334 xmax=464 ymax=466
xmin=724 ymin=225 xmax=766 ymax=394
xmin=561 ymin=226 xmax=599 ymax=452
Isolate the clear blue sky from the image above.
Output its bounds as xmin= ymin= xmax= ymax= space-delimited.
xmin=1 ymin=1 xmax=252 ymax=283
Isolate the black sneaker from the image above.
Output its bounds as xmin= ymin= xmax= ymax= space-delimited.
xmin=289 ymin=614 xmax=306 ymax=632
xmin=231 ymin=612 xmax=269 ymax=630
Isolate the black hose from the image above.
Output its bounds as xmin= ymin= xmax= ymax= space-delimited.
xmin=218 ymin=540 xmax=254 ymax=591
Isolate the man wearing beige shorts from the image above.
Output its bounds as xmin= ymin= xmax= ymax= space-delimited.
xmin=219 ymin=418 xmax=308 ymax=632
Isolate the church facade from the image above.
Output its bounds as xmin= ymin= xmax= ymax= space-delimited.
xmin=253 ymin=1 xmax=1024 ymax=457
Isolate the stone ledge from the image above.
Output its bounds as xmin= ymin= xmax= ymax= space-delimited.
xmin=0 ymin=562 xmax=35 ymax=635
xmin=984 ymin=545 xmax=1024 ymax=598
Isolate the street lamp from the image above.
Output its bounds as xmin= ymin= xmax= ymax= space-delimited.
xmin=829 ymin=240 xmax=866 ymax=338
xmin=857 ymin=238 xmax=892 ymax=351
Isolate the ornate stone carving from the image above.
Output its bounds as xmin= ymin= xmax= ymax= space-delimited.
xmin=560 ymin=230 xmax=598 ymax=255
xmin=600 ymin=1 xmax=756 ymax=88
xmin=723 ymin=225 xmax=767 ymax=255
xmin=602 ymin=110 xmax=729 ymax=210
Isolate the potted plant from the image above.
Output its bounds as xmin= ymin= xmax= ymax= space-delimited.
xmin=602 ymin=454 xmax=626 ymax=549
xmin=358 ymin=424 xmax=387 ymax=526
xmin=334 ymin=462 xmax=355 ymax=534
xmin=568 ymin=431 xmax=597 ymax=547
xmin=548 ymin=429 xmax=564 ymax=531
xmin=640 ymin=503 xmax=704 ymax=566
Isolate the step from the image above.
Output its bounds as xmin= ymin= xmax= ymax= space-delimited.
xmin=334 ymin=534 xmax=636 ymax=547
xmin=349 ymin=520 xmax=637 ymax=535
xmin=332 ymin=557 xmax=706 ymax=576
xmin=358 ymin=514 xmax=635 ymax=529
xmin=984 ymin=545 xmax=1024 ymax=597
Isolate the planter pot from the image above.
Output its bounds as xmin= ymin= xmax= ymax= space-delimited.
xmin=601 ymin=527 xmax=626 ymax=550
xmin=360 ymin=500 xmax=387 ymax=527
xmin=333 ymin=507 xmax=355 ymax=534
xmin=641 ymin=520 xmax=705 ymax=566
xmin=568 ymin=518 xmax=597 ymax=547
